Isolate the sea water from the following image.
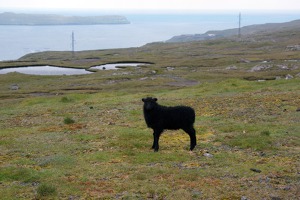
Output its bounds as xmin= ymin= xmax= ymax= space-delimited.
xmin=90 ymin=63 xmax=150 ymax=70
xmin=0 ymin=66 xmax=92 ymax=75
xmin=1 ymin=12 xmax=300 ymax=61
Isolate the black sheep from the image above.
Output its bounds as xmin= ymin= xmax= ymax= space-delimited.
xmin=142 ymin=97 xmax=196 ymax=152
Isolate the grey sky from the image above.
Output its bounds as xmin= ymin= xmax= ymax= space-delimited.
xmin=1 ymin=0 xmax=300 ymax=11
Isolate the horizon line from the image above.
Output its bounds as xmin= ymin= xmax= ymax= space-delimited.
xmin=1 ymin=8 xmax=300 ymax=14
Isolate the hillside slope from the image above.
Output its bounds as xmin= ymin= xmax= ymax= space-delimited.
xmin=167 ymin=19 xmax=300 ymax=43
xmin=0 ymin=17 xmax=299 ymax=199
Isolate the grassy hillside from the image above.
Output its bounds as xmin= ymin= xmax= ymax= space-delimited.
xmin=167 ymin=19 xmax=300 ymax=42
xmin=0 ymin=25 xmax=299 ymax=199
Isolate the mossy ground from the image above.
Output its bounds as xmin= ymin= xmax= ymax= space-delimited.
xmin=0 ymin=29 xmax=299 ymax=199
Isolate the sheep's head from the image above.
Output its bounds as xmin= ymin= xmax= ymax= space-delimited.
xmin=142 ymin=97 xmax=157 ymax=111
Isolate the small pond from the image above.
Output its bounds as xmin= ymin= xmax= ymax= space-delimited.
xmin=0 ymin=66 xmax=93 ymax=75
xmin=89 ymin=63 xmax=150 ymax=70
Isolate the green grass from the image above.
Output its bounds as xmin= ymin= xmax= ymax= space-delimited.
xmin=37 ymin=183 xmax=57 ymax=197
xmin=64 ymin=117 xmax=75 ymax=124
xmin=226 ymin=132 xmax=274 ymax=151
xmin=0 ymin=167 xmax=40 ymax=183
xmin=0 ymin=31 xmax=299 ymax=199
xmin=1 ymin=77 xmax=298 ymax=199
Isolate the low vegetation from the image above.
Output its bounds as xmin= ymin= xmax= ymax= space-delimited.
xmin=0 ymin=27 xmax=299 ymax=199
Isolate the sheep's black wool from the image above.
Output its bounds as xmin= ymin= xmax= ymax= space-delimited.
xmin=142 ymin=97 xmax=196 ymax=152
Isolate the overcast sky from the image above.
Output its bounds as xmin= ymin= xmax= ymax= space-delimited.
xmin=1 ymin=0 xmax=300 ymax=11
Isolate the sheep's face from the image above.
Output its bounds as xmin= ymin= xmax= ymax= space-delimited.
xmin=142 ymin=97 xmax=157 ymax=111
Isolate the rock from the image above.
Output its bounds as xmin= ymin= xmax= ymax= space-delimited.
xmin=166 ymin=67 xmax=175 ymax=71
xmin=286 ymin=45 xmax=300 ymax=51
xmin=241 ymin=196 xmax=249 ymax=200
xmin=203 ymin=153 xmax=213 ymax=158
xmin=295 ymin=72 xmax=300 ymax=77
xmin=250 ymin=168 xmax=261 ymax=173
xmin=285 ymin=74 xmax=293 ymax=79
xmin=259 ymin=176 xmax=270 ymax=183
xmin=226 ymin=65 xmax=238 ymax=70
xmin=140 ymin=77 xmax=148 ymax=81
xmin=240 ymin=58 xmax=251 ymax=63
xmin=277 ymin=65 xmax=289 ymax=70
xmin=250 ymin=64 xmax=272 ymax=72
xmin=112 ymin=72 xmax=130 ymax=76
xmin=291 ymin=65 xmax=299 ymax=70
xmin=10 ymin=84 xmax=19 ymax=90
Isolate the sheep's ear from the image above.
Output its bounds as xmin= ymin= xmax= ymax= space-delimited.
xmin=153 ymin=98 xmax=157 ymax=102
xmin=142 ymin=98 xmax=145 ymax=102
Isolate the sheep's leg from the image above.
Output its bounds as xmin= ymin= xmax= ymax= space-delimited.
xmin=184 ymin=126 xmax=197 ymax=151
xmin=153 ymin=129 xmax=163 ymax=152
xmin=151 ymin=132 xmax=155 ymax=149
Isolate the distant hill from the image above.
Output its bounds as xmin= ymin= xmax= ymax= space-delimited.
xmin=166 ymin=19 xmax=300 ymax=43
xmin=0 ymin=12 xmax=130 ymax=25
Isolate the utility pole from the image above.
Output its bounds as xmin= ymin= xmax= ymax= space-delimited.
xmin=71 ymin=31 xmax=75 ymax=57
xmin=238 ymin=12 xmax=241 ymax=39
